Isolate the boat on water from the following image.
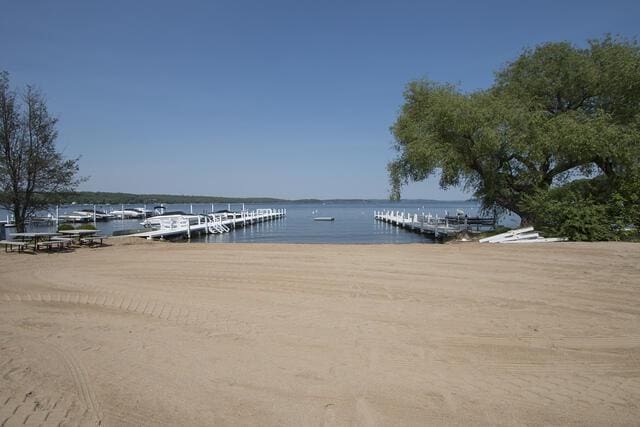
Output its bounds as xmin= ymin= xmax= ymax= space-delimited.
xmin=59 ymin=211 xmax=94 ymax=223
xmin=110 ymin=207 xmax=153 ymax=219
xmin=141 ymin=213 xmax=205 ymax=229
xmin=133 ymin=207 xmax=154 ymax=217
xmin=110 ymin=208 xmax=141 ymax=219
xmin=29 ymin=214 xmax=56 ymax=224
xmin=74 ymin=209 xmax=115 ymax=221
xmin=314 ymin=217 xmax=335 ymax=221
xmin=213 ymin=209 xmax=243 ymax=220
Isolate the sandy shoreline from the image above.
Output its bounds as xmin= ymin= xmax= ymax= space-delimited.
xmin=1 ymin=240 xmax=639 ymax=425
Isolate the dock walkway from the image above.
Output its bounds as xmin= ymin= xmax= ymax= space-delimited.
xmin=131 ymin=209 xmax=286 ymax=239
xmin=374 ymin=210 xmax=467 ymax=241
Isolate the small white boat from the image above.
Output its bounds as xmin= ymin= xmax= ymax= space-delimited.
xmin=111 ymin=208 xmax=151 ymax=219
xmin=314 ymin=217 xmax=335 ymax=221
xmin=74 ymin=209 xmax=115 ymax=221
xmin=142 ymin=213 xmax=204 ymax=229
xmin=479 ymin=227 xmax=567 ymax=244
xmin=132 ymin=207 xmax=154 ymax=218
xmin=59 ymin=212 xmax=93 ymax=223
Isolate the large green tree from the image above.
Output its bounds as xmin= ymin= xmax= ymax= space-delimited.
xmin=389 ymin=36 xmax=640 ymax=235
xmin=0 ymin=71 xmax=82 ymax=232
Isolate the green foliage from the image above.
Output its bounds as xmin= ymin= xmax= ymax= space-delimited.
xmin=57 ymin=223 xmax=75 ymax=231
xmin=28 ymin=192 xmax=378 ymax=205
xmin=46 ymin=191 xmax=290 ymax=205
xmin=389 ymin=35 xmax=640 ymax=239
xmin=523 ymin=172 xmax=640 ymax=240
xmin=522 ymin=190 xmax=613 ymax=241
xmin=77 ymin=223 xmax=97 ymax=230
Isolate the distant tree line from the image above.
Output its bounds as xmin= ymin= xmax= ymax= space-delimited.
xmin=42 ymin=192 xmax=387 ymax=205
xmin=45 ymin=191 xmax=290 ymax=205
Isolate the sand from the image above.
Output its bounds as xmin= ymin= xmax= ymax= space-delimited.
xmin=0 ymin=239 xmax=639 ymax=426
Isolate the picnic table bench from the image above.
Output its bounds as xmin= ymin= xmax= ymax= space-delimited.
xmin=0 ymin=240 xmax=30 ymax=252
xmin=35 ymin=240 xmax=66 ymax=251
xmin=80 ymin=235 xmax=108 ymax=246
xmin=10 ymin=232 xmax=62 ymax=252
xmin=51 ymin=236 xmax=74 ymax=248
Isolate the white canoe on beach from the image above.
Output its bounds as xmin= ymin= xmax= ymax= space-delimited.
xmin=479 ymin=227 xmax=567 ymax=243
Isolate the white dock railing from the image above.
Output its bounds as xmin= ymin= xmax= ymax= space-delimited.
xmin=373 ymin=210 xmax=461 ymax=238
xmin=132 ymin=208 xmax=286 ymax=239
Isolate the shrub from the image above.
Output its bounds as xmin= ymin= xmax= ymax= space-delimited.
xmin=57 ymin=223 xmax=75 ymax=231
xmin=522 ymin=190 xmax=614 ymax=241
xmin=78 ymin=223 xmax=97 ymax=230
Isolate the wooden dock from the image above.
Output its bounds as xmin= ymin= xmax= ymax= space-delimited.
xmin=131 ymin=209 xmax=286 ymax=240
xmin=374 ymin=211 xmax=467 ymax=241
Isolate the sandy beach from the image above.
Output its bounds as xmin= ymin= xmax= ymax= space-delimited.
xmin=0 ymin=240 xmax=639 ymax=426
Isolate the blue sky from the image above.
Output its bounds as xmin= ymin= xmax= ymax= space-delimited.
xmin=1 ymin=0 xmax=638 ymax=199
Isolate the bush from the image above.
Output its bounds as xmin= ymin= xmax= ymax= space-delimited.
xmin=522 ymin=190 xmax=614 ymax=241
xmin=77 ymin=223 xmax=97 ymax=230
xmin=57 ymin=223 xmax=75 ymax=231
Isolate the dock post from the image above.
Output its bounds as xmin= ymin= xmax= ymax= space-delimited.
xmin=187 ymin=222 xmax=191 ymax=240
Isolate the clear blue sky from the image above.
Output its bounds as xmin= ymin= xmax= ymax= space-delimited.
xmin=1 ymin=0 xmax=638 ymax=199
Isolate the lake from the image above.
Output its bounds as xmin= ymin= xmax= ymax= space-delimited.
xmin=2 ymin=200 xmax=519 ymax=244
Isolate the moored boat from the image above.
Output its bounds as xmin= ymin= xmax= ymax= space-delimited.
xmin=75 ymin=209 xmax=115 ymax=221
xmin=110 ymin=208 xmax=152 ymax=219
xmin=59 ymin=212 xmax=93 ymax=223
xmin=141 ymin=213 xmax=205 ymax=229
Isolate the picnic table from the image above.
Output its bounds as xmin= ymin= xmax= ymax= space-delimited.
xmin=58 ymin=229 xmax=107 ymax=246
xmin=58 ymin=229 xmax=97 ymax=242
xmin=7 ymin=232 xmax=62 ymax=252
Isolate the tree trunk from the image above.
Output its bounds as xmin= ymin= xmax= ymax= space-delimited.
xmin=518 ymin=214 xmax=535 ymax=227
xmin=13 ymin=205 xmax=26 ymax=233
xmin=496 ymin=200 xmax=535 ymax=228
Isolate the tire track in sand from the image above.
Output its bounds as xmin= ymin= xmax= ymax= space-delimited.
xmin=47 ymin=343 xmax=104 ymax=425
xmin=0 ymin=291 xmax=258 ymax=338
xmin=0 ymin=340 xmax=100 ymax=426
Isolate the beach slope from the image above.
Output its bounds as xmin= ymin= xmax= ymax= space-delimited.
xmin=1 ymin=241 xmax=639 ymax=425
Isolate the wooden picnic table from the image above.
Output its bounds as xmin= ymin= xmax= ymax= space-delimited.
xmin=57 ymin=229 xmax=107 ymax=246
xmin=10 ymin=232 xmax=60 ymax=241
xmin=58 ymin=229 xmax=97 ymax=242
xmin=9 ymin=232 xmax=62 ymax=252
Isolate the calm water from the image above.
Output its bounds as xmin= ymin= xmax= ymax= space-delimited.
xmin=2 ymin=200 xmax=519 ymax=244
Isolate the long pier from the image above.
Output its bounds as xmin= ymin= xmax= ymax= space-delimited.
xmin=131 ymin=208 xmax=286 ymax=240
xmin=374 ymin=210 xmax=468 ymax=241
